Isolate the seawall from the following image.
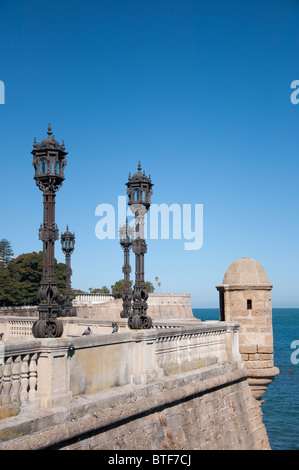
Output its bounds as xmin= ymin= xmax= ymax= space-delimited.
xmin=0 ymin=362 xmax=269 ymax=450
xmin=0 ymin=319 xmax=271 ymax=450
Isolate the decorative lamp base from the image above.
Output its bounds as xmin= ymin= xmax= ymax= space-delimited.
xmin=32 ymin=319 xmax=63 ymax=338
xmin=128 ymin=315 xmax=152 ymax=330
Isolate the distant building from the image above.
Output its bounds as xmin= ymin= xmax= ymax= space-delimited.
xmin=74 ymin=293 xmax=114 ymax=305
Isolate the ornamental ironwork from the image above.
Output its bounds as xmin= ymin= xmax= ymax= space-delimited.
xmin=119 ymin=219 xmax=134 ymax=318
xmin=61 ymin=226 xmax=76 ymax=317
xmin=125 ymin=162 xmax=153 ymax=329
xmin=31 ymin=124 xmax=67 ymax=338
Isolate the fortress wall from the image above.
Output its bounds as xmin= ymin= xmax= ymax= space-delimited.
xmin=74 ymin=293 xmax=194 ymax=321
xmin=0 ymin=321 xmax=271 ymax=450
xmin=0 ymin=362 xmax=270 ymax=450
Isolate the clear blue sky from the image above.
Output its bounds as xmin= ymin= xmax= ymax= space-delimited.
xmin=0 ymin=0 xmax=298 ymax=307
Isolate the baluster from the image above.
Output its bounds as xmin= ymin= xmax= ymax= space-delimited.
xmin=2 ymin=357 xmax=13 ymax=405
xmin=11 ymin=355 xmax=21 ymax=403
xmin=29 ymin=353 xmax=38 ymax=400
xmin=20 ymin=354 xmax=29 ymax=402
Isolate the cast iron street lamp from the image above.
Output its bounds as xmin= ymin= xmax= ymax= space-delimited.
xmin=119 ymin=219 xmax=134 ymax=318
xmin=61 ymin=226 xmax=76 ymax=317
xmin=126 ymin=162 xmax=153 ymax=329
xmin=31 ymin=124 xmax=67 ymax=338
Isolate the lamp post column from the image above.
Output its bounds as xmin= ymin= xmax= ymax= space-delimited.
xmin=126 ymin=162 xmax=153 ymax=329
xmin=31 ymin=124 xmax=67 ymax=338
xmin=35 ymin=188 xmax=61 ymax=337
xmin=61 ymin=227 xmax=76 ymax=317
xmin=119 ymin=220 xmax=133 ymax=318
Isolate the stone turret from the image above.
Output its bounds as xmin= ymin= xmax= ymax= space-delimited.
xmin=216 ymin=257 xmax=279 ymax=400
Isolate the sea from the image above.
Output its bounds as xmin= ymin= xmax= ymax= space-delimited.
xmin=192 ymin=307 xmax=299 ymax=450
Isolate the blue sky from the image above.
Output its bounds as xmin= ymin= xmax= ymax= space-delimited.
xmin=0 ymin=0 xmax=298 ymax=307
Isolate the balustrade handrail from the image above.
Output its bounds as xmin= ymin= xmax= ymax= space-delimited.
xmin=0 ymin=320 xmax=241 ymax=418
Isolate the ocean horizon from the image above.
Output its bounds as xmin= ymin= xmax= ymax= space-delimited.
xmin=192 ymin=307 xmax=299 ymax=450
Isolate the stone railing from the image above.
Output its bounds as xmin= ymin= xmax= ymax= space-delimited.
xmin=0 ymin=316 xmax=123 ymax=341
xmin=74 ymin=293 xmax=114 ymax=305
xmin=0 ymin=341 xmax=40 ymax=418
xmin=0 ymin=316 xmax=203 ymax=341
xmin=0 ymin=320 xmax=241 ymax=419
xmin=155 ymin=328 xmax=228 ymax=376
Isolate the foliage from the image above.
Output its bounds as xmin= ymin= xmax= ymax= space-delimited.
xmin=110 ymin=279 xmax=154 ymax=298
xmin=0 ymin=239 xmax=14 ymax=267
xmin=145 ymin=281 xmax=155 ymax=294
xmin=90 ymin=286 xmax=110 ymax=294
xmin=0 ymin=251 xmax=66 ymax=306
xmin=111 ymin=279 xmax=131 ymax=298
xmin=154 ymin=276 xmax=161 ymax=293
xmin=71 ymin=288 xmax=86 ymax=296
xmin=0 ymin=247 xmax=156 ymax=306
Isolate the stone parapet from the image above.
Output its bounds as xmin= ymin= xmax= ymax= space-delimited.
xmin=0 ymin=320 xmax=241 ymax=420
xmin=0 ymin=362 xmax=270 ymax=450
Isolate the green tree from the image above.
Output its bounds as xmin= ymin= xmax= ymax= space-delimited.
xmin=155 ymin=276 xmax=160 ymax=293
xmin=111 ymin=280 xmax=154 ymax=298
xmin=0 ymin=251 xmax=66 ymax=306
xmin=0 ymin=261 xmax=20 ymax=305
xmin=0 ymin=239 xmax=14 ymax=267
xmin=111 ymin=279 xmax=133 ymax=298
xmin=71 ymin=288 xmax=85 ymax=297
xmin=145 ymin=281 xmax=155 ymax=293
xmin=90 ymin=286 xmax=110 ymax=294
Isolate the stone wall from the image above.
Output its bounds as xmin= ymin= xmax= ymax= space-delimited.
xmin=58 ymin=365 xmax=270 ymax=451
xmin=74 ymin=293 xmax=194 ymax=321
xmin=216 ymin=257 xmax=279 ymax=400
xmin=0 ymin=306 xmax=38 ymax=317
xmin=0 ymin=363 xmax=270 ymax=450
xmin=0 ymin=319 xmax=272 ymax=450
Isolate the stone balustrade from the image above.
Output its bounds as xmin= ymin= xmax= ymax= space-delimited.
xmin=0 ymin=341 xmax=40 ymax=419
xmin=74 ymin=293 xmax=114 ymax=305
xmin=0 ymin=319 xmax=241 ymax=420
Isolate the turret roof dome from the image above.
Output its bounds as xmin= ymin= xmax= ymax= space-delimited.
xmin=223 ymin=257 xmax=271 ymax=286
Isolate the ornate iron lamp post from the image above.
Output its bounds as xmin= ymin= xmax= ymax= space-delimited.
xmin=61 ymin=226 xmax=76 ymax=317
xmin=31 ymin=124 xmax=67 ymax=338
xmin=119 ymin=219 xmax=134 ymax=318
xmin=126 ymin=162 xmax=153 ymax=329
